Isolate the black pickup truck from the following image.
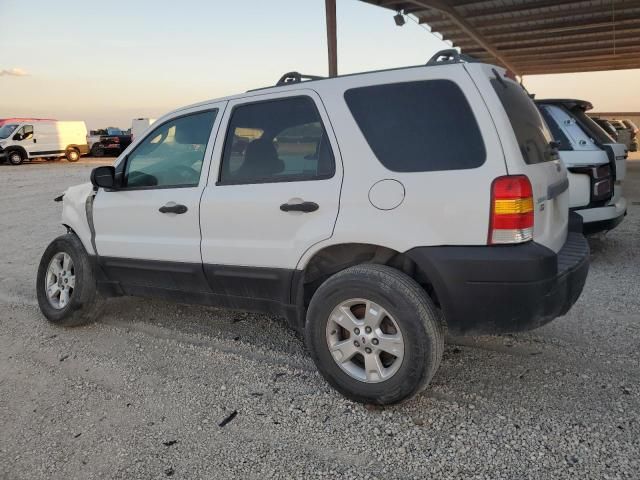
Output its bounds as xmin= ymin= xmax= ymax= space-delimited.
xmin=88 ymin=128 xmax=132 ymax=157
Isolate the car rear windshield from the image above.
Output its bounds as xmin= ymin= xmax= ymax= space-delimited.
xmin=344 ymin=79 xmax=486 ymax=172
xmin=490 ymin=78 xmax=556 ymax=164
xmin=571 ymin=110 xmax=615 ymax=145
xmin=538 ymin=106 xmax=572 ymax=151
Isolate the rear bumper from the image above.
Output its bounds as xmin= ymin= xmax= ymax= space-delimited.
xmin=406 ymin=218 xmax=589 ymax=335
xmin=575 ymin=191 xmax=627 ymax=234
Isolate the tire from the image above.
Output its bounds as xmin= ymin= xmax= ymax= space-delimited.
xmin=36 ymin=233 xmax=104 ymax=327
xmin=91 ymin=146 xmax=105 ymax=157
xmin=65 ymin=148 xmax=80 ymax=162
xmin=305 ymin=264 xmax=444 ymax=405
xmin=8 ymin=150 xmax=24 ymax=165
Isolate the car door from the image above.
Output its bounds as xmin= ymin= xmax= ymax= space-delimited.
xmin=92 ymin=103 xmax=225 ymax=291
xmin=199 ymin=90 xmax=342 ymax=302
xmin=13 ymin=124 xmax=35 ymax=156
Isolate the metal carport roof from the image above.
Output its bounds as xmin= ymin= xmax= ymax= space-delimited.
xmin=359 ymin=1 xmax=640 ymax=76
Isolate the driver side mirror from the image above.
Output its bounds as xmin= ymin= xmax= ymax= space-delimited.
xmin=90 ymin=166 xmax=118 ymax=190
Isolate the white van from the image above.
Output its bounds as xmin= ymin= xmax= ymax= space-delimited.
xmin=131 ymin=118 xmax=156 ymax=141
xmin=0 ymin=120 xmax=89 ymax=165
xmin=536 ymin=99 xmax=627 ymax=234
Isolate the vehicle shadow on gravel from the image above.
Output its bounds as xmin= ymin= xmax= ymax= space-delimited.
xmin=93 ymin=293 xmax=637 ymax=420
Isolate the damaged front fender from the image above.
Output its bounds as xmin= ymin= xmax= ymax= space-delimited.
xmin=60 ymin=182 xmax=96 ymax=255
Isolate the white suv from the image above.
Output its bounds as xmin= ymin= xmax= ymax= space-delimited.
xmin=37 ymin=52 xmax=590 ymax=405
xmin=537 ymin=99 xmax=628 ymax=234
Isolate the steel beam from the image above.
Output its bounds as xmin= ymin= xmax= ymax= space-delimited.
xmin=325 ymin=0 xmax=338 ymax=77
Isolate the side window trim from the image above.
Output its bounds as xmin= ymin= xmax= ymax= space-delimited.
xmin=215 ymin=94 xmax=336 ymax=186
xmin=114 ymin=108 xmax=218 ymax=191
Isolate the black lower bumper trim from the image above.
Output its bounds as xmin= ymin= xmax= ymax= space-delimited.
xmin=406 ymin=231 xmax=590 ymax=335
xmin=583 ymin=210 xmax=626 ymax=235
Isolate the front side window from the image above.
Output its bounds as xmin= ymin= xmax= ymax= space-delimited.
xmin=345 ymin=80 xmax=486 ymax=172
xmin=219 ymin=96 xmax=335 ymax=184
xmin=124 ymin=110 xmax=217 ymax=188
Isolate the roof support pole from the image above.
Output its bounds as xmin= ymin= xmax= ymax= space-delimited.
xmin=409 ymin=0 xmax=521 ymax=76
xmin=325 ymin=0 xmax=338 ymax=77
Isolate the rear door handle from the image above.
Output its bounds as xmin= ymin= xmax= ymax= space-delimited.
xmin=159 ymin=203 xmax=188 ymax=214
xmin=280 ymin=201 xmax=319 ymax=213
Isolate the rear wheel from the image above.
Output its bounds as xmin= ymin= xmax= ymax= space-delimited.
xmin=36 ymin=234 xmax=104 ymax=327
xmin=8 ymin=150 xmax=24 ymax=165
xmin=305 ymin=264 xmax=444 ymax=405
xmin=65 ymin=148 xmax=80 ymax=162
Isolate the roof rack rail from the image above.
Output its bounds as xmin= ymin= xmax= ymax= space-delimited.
xmin=276 ymin=71 xmax=325 ymax=86
xmin=426 ymin=49 xmax=478 ymax=66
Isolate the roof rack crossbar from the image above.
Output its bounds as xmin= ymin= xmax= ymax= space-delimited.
xmin=426 ymin=49 xmax=478 ymax=66
xmin=276 ymin=71 xmax=325 ymax=86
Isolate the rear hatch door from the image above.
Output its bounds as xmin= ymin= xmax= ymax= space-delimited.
xmin=469 ymin=64 xmax=568 ymax=253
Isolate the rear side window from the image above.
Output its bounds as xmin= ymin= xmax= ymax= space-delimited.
xmin=344 ymin=80 xmax=485 ymax=172
xmin=219 ymin=96 xmax=335 ymax=185
xmin=491 ymin=78 xmax=556 ymax=164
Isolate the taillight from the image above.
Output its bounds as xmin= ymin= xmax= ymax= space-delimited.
xmin=489 ymin=175 xmax=534 ymax=244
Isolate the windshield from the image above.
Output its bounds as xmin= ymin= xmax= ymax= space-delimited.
xmin=0 ymin=124 xmax=19 ymax=139
xmin=106 ymin=128 xmax=123 ymax=136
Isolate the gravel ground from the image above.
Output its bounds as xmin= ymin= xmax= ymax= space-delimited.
xmin=1 ymin=156 xmax=639 ymax=479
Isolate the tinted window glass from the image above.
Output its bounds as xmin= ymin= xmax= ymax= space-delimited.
xmin=538 ymin=106 xmax=572 ymax=151
xmin=491 ymin=79 xmax=556 ymax=164
xmin=219 ymin=96 xmax=334 ymax=184
xmin=0 ymin=124 xmax=18 ymax=139
xmin=574 ymin=112 xmax=616 ymax=144
xmin=344 ymin=80 xmax=485 ymax=172
xmin=14 ymin=125 xmax=33 ymax=141
xmin=124 ymin=110 xmax=216 ymax=188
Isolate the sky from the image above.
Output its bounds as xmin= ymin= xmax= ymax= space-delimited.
xmin=1 ymin=0 xmax=639 ymax=129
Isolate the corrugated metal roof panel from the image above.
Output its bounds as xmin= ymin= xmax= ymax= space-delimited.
xmin=360 ymin=0 xmax=640 ymax=75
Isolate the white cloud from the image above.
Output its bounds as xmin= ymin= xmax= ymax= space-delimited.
xmin=0 ymin=68 xmax=28 ymax=77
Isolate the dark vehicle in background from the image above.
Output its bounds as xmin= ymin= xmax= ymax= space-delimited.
xmin=87 ymin=127 xmax=132 ymax=157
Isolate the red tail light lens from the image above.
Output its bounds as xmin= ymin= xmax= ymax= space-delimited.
xmin=489 ymin=175 xmax=534 ymax=244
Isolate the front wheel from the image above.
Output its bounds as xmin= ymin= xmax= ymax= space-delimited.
xmin=305 ymin=264 xmax=444 ymax=405
xmin=8 ymin=150 xmax=24 ymax=165
xmin=36 ymin=234 xmax=104 ymax=326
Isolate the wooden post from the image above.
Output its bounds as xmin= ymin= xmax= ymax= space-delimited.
xmin=325 ymin=0 xmax=338 ymax=77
